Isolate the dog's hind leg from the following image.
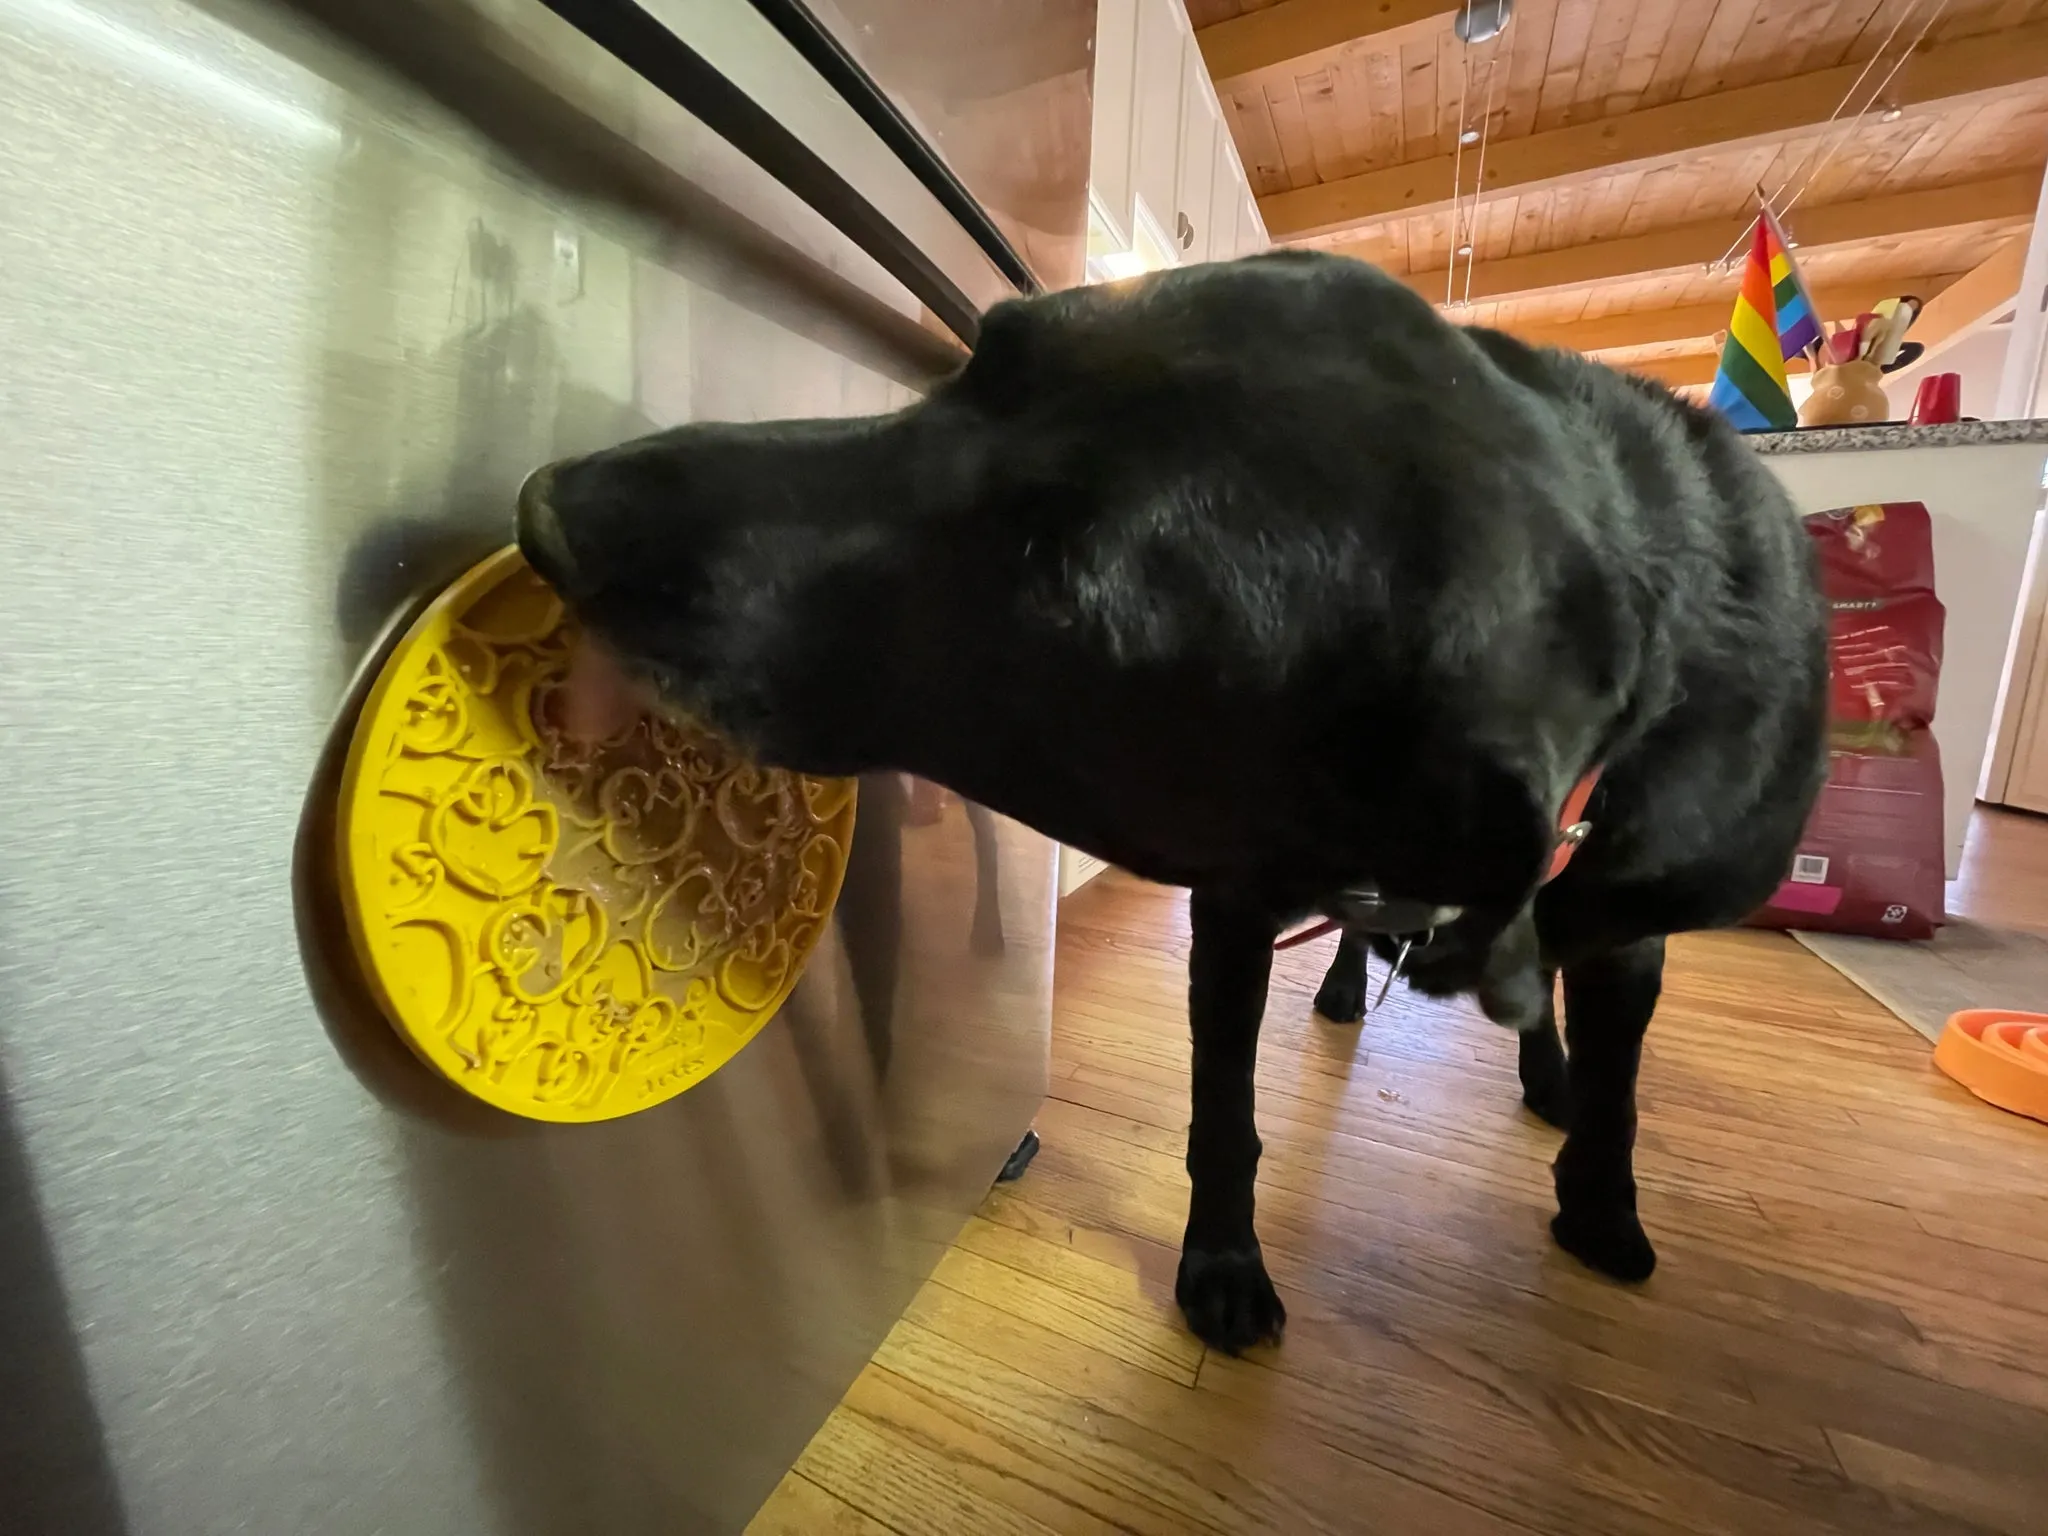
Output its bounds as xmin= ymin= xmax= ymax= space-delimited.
xmin=1550 ymin=938 xmax=1663 ymax=1282
xmin=1311 ymin=930 xmax=1370 ymax=1024
xmin=1517 ymin=975 xmax=1571 ymax=1129
xmin=1176 ymin=889 xmax=1287 ymax=1352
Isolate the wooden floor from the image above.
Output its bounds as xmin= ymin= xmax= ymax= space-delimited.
xmin=752 ymin=813 xmax=2048 ymax=1536
xmin=1949 ymin=807 xmax=2048 ymax=938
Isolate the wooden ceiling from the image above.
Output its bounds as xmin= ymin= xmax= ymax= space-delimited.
xmin=1190 ymin=0 xmax=2048 ymax=383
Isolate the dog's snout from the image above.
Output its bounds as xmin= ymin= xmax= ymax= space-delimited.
xmin=517 ymin=465 xmax=577 ymax=594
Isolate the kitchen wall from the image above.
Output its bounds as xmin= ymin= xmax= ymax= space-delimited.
xmin=1884 ymin=324 xmax=2015 ymax=421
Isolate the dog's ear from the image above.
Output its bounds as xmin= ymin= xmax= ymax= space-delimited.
xmin=962 ymin=299 xmax=1042 ymax=412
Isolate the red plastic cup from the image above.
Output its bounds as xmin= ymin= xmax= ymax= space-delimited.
xmin=1910 ymin=372 xmax=1962 ymax=425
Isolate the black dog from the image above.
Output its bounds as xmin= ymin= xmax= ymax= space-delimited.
xmin=515 ymin=252 xmax=1828 ymax=1353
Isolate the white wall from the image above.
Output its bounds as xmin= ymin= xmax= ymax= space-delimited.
xmin=1762 ymin=442 xmax=2048 ymax=878
xmin=1883 ymin=324 xmax=2013 ymax=421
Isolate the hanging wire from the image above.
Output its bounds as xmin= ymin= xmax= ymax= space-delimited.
xmin=1773 ymin=0 xmax=1950 ymax=222
xmin=1460 ymin=36 xmax=1507 ymax=310
xmin=1444 ymin=1 xmax=1512 ymax=308
xmin=1446 ymin=0 xmax=1479 ymax=307
xmin=1705 ymin=0 xmax=1951 ymax=272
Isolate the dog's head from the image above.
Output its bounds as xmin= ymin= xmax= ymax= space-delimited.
xmin=519 ymin=252 xmax=1579 ymax=907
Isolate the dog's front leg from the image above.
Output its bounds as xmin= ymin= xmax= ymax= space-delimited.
xmin=1176 ymin=889 xmax=1286 ymax=1351
xmin=1551 ymin=937 xmax=1663 ymax=1282
xmin=1311 ymin=929 xmax=1370 ymax=1024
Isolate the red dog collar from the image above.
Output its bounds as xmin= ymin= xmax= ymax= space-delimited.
xmin=1546 ymin=766 xmax=1603 ymax=882
xmin=1274 ymin=765 xmax=1603 ymax=952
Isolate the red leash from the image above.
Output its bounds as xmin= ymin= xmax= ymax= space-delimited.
xmin=1273 ymin=918 xmax=1345 ymax=952
xmin=1273 ymin=767 xmax=1602 ymax=952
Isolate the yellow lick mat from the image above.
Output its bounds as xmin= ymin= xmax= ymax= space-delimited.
xmin=336 ymin=546 xmax=856 ymax=1122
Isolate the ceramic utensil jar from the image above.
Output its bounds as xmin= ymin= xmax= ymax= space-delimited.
xmin=1798 ymin=360 xmax=1889 ymax=427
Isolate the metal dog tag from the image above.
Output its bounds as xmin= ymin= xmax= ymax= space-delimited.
xmin=1332 ymin=888 xmax=1444 ymax=935
xmin=1373 ymin=938 xmax=1414 ymax=1012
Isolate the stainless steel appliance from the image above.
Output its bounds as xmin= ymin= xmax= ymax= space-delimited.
xmin=0 ymin=1 xmax=1090 ymax=1528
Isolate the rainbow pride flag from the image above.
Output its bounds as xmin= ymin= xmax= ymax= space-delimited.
xmin=1762 ymin=206 xmax=1821 ymax=361
xmin=1707 ymin=219 xmax=1795 ymax=431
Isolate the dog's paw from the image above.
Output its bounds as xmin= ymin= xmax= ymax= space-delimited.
xmin=1312 ymin=979 xmax=1365 ymax=1025
xmin=1520 ymin=1078 xmax=1573 ymax=1131
xmin=1551 ymin=1207 xmax=1657 ymax=1283
xmin=1176 ymin=1245 xmax=1287 ymax=1352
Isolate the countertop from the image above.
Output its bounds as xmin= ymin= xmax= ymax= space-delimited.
xmin=1744 ymin=419 xmax=2048 ymax=455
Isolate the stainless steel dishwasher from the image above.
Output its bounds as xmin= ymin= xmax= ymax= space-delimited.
xmin=0 ymin=0 xmax=1091 ymax=1528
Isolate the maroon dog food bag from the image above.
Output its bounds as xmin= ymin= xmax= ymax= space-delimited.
xmin=1751 ymin=502 xmax=1947 ymax=940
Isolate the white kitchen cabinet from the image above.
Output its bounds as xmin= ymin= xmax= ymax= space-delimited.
xmin=1130 ymin=0 xmax=1188 ymax=254
xmin=1207 ymin=135 xmax=1249 ymax=259
xmin=1205 ymin=137 xmax=1236 ymax=259
xmin=1087 ymin=0 xmax=1264 ymax=277
xmin=1206 ymin=134 xmax=1267 ymax=260
xmin=1237 ymin=185 xmax=1269 ymax=255
xmin=1176 ymin=65 xmax=1219 ymax=262
xmin=1088 ymin=0 xmax=1140 ymax=250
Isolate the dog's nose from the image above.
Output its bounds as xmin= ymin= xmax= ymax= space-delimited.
xmin=516 ymin=465 xmax=577 ymax=594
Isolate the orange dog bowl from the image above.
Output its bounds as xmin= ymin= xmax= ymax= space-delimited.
xmin=1932 ymin=1010 xmax=2048 ymax=1124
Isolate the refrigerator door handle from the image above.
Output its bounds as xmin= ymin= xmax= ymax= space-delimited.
xmin=737 ymin=0 xmax=1040 ymax=298
xmin=536 ymin=0 xmax=1022 ymax=347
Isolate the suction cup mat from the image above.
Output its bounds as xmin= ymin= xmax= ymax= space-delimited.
xmin=336 ymin=546 xmax=856 ymax=1122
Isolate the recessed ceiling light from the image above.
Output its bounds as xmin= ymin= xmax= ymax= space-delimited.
xmin=1454 ymin=0 xmax=1514 ymax=44
xmin=1456 ymin=243 xmax=1474 ymax=256
xmin=1460 ymin=128 xmax=1481 ymax=145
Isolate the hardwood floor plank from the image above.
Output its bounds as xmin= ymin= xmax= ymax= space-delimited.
xmin=755 ymin=814 xmax=2048 ymax=1534
xmin=931 ymin=1221 xmax=1202 ymax=1385
xmin=1828 ymin=1429 xmax=2044 ymax=1536
xmin=746 ymin=1472 xmax=902 ymax=1536
xmin=785 ymin=1390 xmax=1067 ymax=1536
xmin=893 ymin=1284 xmax=1528 ymax=1535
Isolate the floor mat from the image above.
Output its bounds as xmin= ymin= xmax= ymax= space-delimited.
xmin=1793 ymin=919 xmax=2048 ymax=1042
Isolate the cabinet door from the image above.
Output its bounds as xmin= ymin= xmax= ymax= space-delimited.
xmin=1207 ymin=119 xmax=1244 ymax=260
xmin=1237 ymin=187 xmax=1269 ymax=255
xmin=1177 ymin=64 xmax=1218 ymax=264
xmin=1130 ymin=0 xmax=1186 ymax=253
xmin=1088 ymin=0 xmax=1141 ymax=249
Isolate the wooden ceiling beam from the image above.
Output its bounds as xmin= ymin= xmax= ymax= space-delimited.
xmin=1492 ymin=278 xmax=1956 ymax=353
xmin=1617 ymin=355 xmax=1721 ymax=388
xmin=1386 ymin=172 xmax=2039 ymax=304
xmin=1605 ymin=237 xmax=2023 ymax=397
xmin=1898 ymin=234 xmax=2029 ymax=364
xmin=1262 ymin=22 xmax=2048 ymax=239
xmin=1197 ymin=0 xmax=1462 ymax=86
xmin=1548 ymin=249 xmax=2015 ymax=393
xmin=1540 ymin=246 xmax=2015 ymax=391
xmin=1517 ymin=302 xmax=1746 ymax=351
